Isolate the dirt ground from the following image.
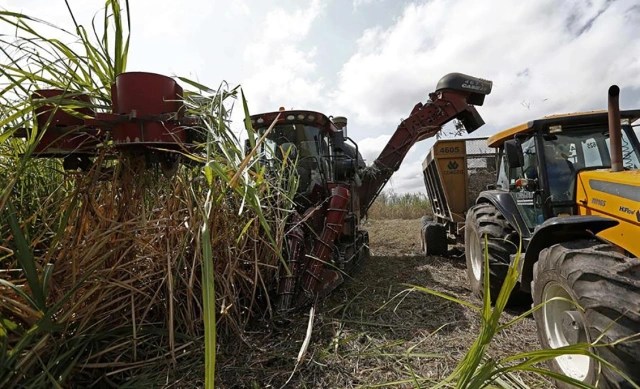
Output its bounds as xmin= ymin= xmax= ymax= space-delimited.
xmin=217 ymin=219 xmax=549 ymax=388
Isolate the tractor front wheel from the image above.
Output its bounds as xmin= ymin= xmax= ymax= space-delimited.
xmin=464 ymin=203 xmax=525 ymax=304
xmin=532 ymin=239 xmax=640 ymax=388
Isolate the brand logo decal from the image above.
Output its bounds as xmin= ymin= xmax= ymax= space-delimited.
xmin=462 ymin=79 xmax=487 ymax=91
xmin=619 ymin=206 xmax=634 ymax=215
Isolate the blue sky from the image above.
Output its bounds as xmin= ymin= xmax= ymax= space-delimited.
xmin=3 ymin=0 xmax=640 ymax=193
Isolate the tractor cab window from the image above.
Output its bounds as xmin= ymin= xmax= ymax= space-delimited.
xmin=541 ymin=137 xmax=575 ymax=202
xmin=509 ymin=136 xmax=544 ymax=228
xmin=540 ymin=124 xmax=640 ymax=215
xmin=543 ymin=125 xmax=640 ymax=172
xmin=496 ymin=153 xmax=509 ymax=190
xmin=521 ymin=136 xmax=538 ymax=180
xmin=605 ymin=127 xmax=640 ymax=169
xmin=581 ymin=137 xmax=603 ymax=167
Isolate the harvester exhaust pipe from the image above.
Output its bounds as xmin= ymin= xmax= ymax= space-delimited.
xmin=332 ymin=116 xmax=348 ymax=137
xmin=608 ymin=85 xmax=623 ymax=172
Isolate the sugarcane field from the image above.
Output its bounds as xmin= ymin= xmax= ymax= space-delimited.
xmin=1 ymin=1 xmax=639 ymax=388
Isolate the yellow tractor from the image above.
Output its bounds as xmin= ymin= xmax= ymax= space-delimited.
xmin=464 ymin=86 xmax=640 ymax=387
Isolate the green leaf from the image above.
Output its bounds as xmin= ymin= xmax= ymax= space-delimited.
xmin=241 ymin=89 xmax=256 ymax=148
xmin=176 ymin=76 xmax=218 ymax=93
xmin=0 ymin=319 xmax=18 ymax=339
xmin=4 ymin=202 xmax=46 ymax=309
xmin=201 ymin=211 xmax=216 ymax=389
xmin=409 ymin=284 xmax=480 ymax=311
xmin=203 ymin=164 xmax=214 ymax=186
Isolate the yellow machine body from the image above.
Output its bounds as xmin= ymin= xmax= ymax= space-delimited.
xmin=576 ymin=169 xmax=640 ymax=257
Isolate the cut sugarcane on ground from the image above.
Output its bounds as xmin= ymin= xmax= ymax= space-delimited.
xmin=216 ymin=218 xmax=550 ymax=388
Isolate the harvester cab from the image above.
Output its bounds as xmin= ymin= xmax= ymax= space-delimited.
xmin=249 ymin=109 xmax=365 ymax=212
xmin=249 ymin=72 xmax=493 ymax=310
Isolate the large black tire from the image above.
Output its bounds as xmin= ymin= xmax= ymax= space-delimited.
xmin=423 ymin=222 xmax=447 ymax=256
xmin=464 ymin=203 xmax=525 ymax=304
xmin=532 ymin=240 xmax=640 ymax=388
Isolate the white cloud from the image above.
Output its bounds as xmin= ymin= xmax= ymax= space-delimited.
xmin=226 ymin=1 xmax=251 ymax=18
xmin=334 ymin=0 xmax=640 ymax=132
xmin=384 ymin=159 xmax=425 ymax=194
xmin=357 ymin=134 xmax=391 ymax=164
xmin=3 ymin=0 xmax=639 ymax=195
xmin=241 ymin=0 xmax=327 ymax=113
xmin=352 ymin=0 xmax=384 ymax=11
xmin=331 ymin=0 xmax=640 ymax=193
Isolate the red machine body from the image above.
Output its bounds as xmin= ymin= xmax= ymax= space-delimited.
xmin=31 ymin=89 xmax=97 ymax=155
xmin=107 ymin=72 xmax=186 ymax=146
xmin=250 ymin=72 xmax=493 ymax=310
xmin=21 ymin=72 xmax=193 ymax=170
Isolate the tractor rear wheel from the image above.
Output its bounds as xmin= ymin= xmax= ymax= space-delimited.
xmin=464 ymin=203 xmax=525 ymax=304
xmin=532 ymin=239 xmax=640 ymax=388
xmin=423 ymin=222 xmax=447 ymax=256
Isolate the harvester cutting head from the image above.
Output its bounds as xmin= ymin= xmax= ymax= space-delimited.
xmin=90 ymin=72 xmax=187 ymax=147
xmin=29 ymin=89 xmax=99 ymax=171
xmin=19 ymin=72 xmax=200 ymax=171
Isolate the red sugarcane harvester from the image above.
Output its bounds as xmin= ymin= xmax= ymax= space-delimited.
xmin=248 ymin=73 xmax=492 ymax=310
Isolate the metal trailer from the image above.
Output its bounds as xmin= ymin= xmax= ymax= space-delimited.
xmin=420 ymin=137 xmax=496 ymax=255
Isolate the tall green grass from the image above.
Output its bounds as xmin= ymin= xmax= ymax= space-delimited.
xmin=0 ymin=2 xmax=295 ymax=387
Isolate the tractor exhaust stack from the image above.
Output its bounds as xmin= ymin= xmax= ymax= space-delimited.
xmin=608 ymin=85 xmax=623 ymax=172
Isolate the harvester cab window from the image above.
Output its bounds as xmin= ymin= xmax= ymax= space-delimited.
xmin=260 ymin=124 xmax=329 ymax=194
xmin=260 ymin=124 xmax=324 ymax=159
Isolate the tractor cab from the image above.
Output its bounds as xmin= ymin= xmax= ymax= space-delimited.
xmin=488 ymin=110 xmax=640 ymax=230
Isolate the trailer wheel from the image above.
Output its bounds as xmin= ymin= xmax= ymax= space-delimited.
xmin=423 ymin=222 xmax=447 ymax=256
xmin=532 ymin=240 xmax=640 ymax=388
xmin=464 ymin=203 xmax=524 ymax=303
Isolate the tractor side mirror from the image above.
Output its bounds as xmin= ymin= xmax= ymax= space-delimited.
xmin=504 ymin=139 xmax=524 ymax=168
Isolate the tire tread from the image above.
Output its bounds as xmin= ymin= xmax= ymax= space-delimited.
xmin=533 ymin=239 xmax=640 ymax=389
